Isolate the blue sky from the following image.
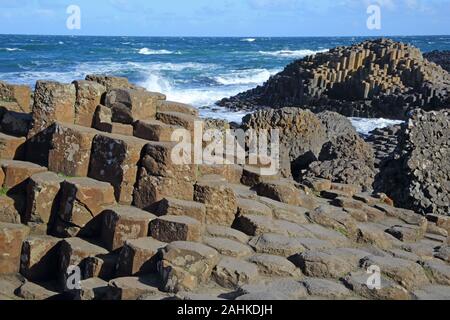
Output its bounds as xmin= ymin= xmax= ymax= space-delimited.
xmin=1 ymin=0 xmax=449 ymax=36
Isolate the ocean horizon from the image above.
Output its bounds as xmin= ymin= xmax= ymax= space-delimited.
xmin=1 ymin=34 xmax=449 ymax=133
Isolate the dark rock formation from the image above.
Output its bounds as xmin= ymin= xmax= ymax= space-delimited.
xmin=424 ymin=50 xmax=450 ymax=73
xmin=375 ymin=109 xmax=450 ymax=215
xmin=219 ymin=39 xmax=450 ymax=120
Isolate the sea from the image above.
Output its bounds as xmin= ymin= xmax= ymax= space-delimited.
xmin=1 ymin=35 xmax=450 ymax=135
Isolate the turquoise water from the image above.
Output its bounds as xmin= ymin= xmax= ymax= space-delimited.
xmin=0 ymin=34 xmax=449 ymax=127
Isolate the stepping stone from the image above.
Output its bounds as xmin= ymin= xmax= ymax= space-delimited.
xmin=159 ymin=241 xmax=219 ymax=293
xmin=249 ymin=233 xmax=305 ymax=257
xmin=237 ymin=198 xmax=272 ymax=217
xmin=71 ymin=277 xmax=109 ymax=300
xmin=426 ymin=214 xmax=450 ymax=233
xmin=198 ymin=164 xmax=243 ymax=184
xmin=155 ymin=197 xmax=206 ymax=224
xmin=58 ymin=238 xmax=108 ymax=289
xmin=105 ymin=88 xmax=160 ymax=123
xmin=16 ymin=281 xmax=59 ymax=300
xmin=274 ymin=220 xmax=312 ymax=238
xmin=0 ymin=160 xmax=47 ymax=191
xmin=107 ymin=275 xmax=162 ymax=300
xmin=301 ymin=224 xmax=349 ymax=246
xmin=386 ymin=224 xmax=425 ymax=242
xmin=238 ymin=278 xmax=308 ymax=300
xmin=375 ymin=204 xmax=428 ymax=229
xmin=0 ymin=195 xmax=20 ymax=224
xmin=402 ymin=242 xmax=436 ymax=260
xmin=84 ymin=253 xmax=118 ymax=280
xmin=205 ymin=225 xmax=249 ymax=244
xmin=330 ymin=183 xmax=361 ymax=195
xmin=436 ymin=246 xmax=449 ymax=263
xmin=332 ymin=197 xmax=365 ymax=210
xmin=0 ymin=222 xmax=30 ymax=274
xmin=116 ymin=237 xmax=166 ymax=277
xmin=296 ymin=238 xmax=335 ymax=251
xmin=73 ymin=80 xmax=105 ymax=127
xmin=308 ymin=205 xmax=357 ymax=238
xmin=343 ymin=271 xmax=410 ymax=300
xmin=204 ymin=237 xmax=253 ymax=258
xmin=254 ymin=181 xmax=316 ymax=208
xmin=101 ymin=205 xmax=157 ymax=251
xmin=89 ymin=133 xmax=147 ymax=204
xmin=0 ymin=133 xmax=25 ymax=159
xmin=234 ymin=214 xmax=281 ymax=236
xmin=236 ymin=292 xmax=290 ymax=300
xmin=388 ymin=249 xmax=421 ymax=262
xmin=356 ymin=223 xmax=394 ymax=250
xmin=353 ymin=193 xmax=383 ymax=206
xmin=343 ymin=208 xmax=368 ymax=222
xmin=292 ymin=250 xmax=355 ymax=278
xmin=360 ymin=255 xmax=430 ymax=290
xmin=302 ymin=278 xmax=352 ymax=299
xmin=156 ymin=111 xmax=196 ymax=131
xmin=24 ymin=172 xmax=64 ymax=224
xmin=302 ymin=178 xmax=332 ymax=192
xmin=56 ymin=177 xmax=116 ymax=236
xmin=157 ymin=100 xmax=198 ymax=117
xmin=212 ymin=257 xmax=259 ymax=289
xmin=412 ymin=285 xmax=450 ymax=300
xmin=133 ymin=119 xmax=179 ymax=142
xmin=248 ymin=254 xmax=301 ymax=278
xmin=48 ymin=123 xmax=98 ymax=177
xmin=149 ymin=215 xmax=202 ymax=243
xmin=257 ymin=196 xmax=310 ymax=225
xmin=420 ymin=260 xmax=450 ymax=285
xmin=20 ymin=235 xmax=60 ymax=281
xmin=241 ymin=166 xmax=280 ymax=187
xmin=194 ymin=180 xmax=237 ymax=227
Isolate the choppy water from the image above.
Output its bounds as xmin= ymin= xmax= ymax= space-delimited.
xmin=1 ymin=34 xmax=448 ymax=131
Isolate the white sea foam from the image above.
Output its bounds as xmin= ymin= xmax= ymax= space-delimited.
xmin=2 ymin=48 xmax=24 ymax=52
xmin=214 ymin=68 xmax=280 ymax=85
xmin=138 ymin=48 xmax=177 ymax=55
xmin=350 ymin=117 xmax=404 ymax=136
xmin=241 ymin=38 xmax=256 ymax=42
xmin=259 ymin=49 xmax=328 ymax=58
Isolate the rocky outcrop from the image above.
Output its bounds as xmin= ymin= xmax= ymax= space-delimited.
xmin=376 ymin=109 xmax=450 ymax=215
xmin=219 ymin=39 xmax=450 ymax=120
xmin=424 ymin=50 xmax=450 ymax=73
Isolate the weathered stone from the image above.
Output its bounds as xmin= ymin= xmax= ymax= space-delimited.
xmin=302 ymin=278 xmax=352 ymax=299
xmin=105 ymin=88 xmax=161 ymax=123
xmin=420 ymin=260 xmax=450 ymax=285
xmin=212 ymin=257 xmax=259 ymax=289
xmin=241 ymin=166 xmax=280 ymax=187
xmin=249 ymin=254 xmax=300 ymax=278
xmin=56 ymin=178 xmax=116 ymax=236
xmin=133 ymin=119 xmax=179 ymax=142
xmin=0 ymin=133 xmax=26 ymax=160
xmin=0 ymin=274 xmax=24 ymax=299
xmin=205 ymin=225 xmax=249 ymax=244
xmin=107 ymin=275 xmax=162 ymax=300
xmin=0 ymin=81 xmax=31 ymax=113
xmin=301 ymin=224 xmax=349 ymax=246
xmin=356 ymin=223 xmax=393 ymax=250
xmin=308 ymin=205 xmax=357 ymax=238
xmin=254 ymin=181 xmax=316 ymax=208
xmin=71 ymin=277 xmax=109 ymax=300
xmin=0 ymin=223 xmax=30 ymax=274
xmin=257 ymin=196 xmax=310 ymax=224
xmin=116 ymin=237 xmax=166 ymax=277
xmin=29 ymin=81 xmax=76 ymax=137
xmin=16 ymin=281 xmax=59 ymax=300
xmin=101 ymin=206 xmax=156 ymax=251
xmin=156 ymin=111 xmax=196 ymax=131
xmin=292 ymin=250 xmax=355 ymax=278
xmin=157 ymin=100 xmax=198 ymax=117
xmin=48 ymin=123 xmax=97 ymax=177
xmin=24 ymin=172 xmax=64 ymax=224
xmin=234 ymin=214 xmax=281 ymax=236
xmin=158 ymin=241 xmax=219 ymax=293
xmin=0 ymin=160 xmax=47 ymax=191
xmin=73 ymin=80 xmax=106 ymax=127
xmin=0 ymin=110 xmax=31 ymax=137
xmin=426 ymin=214 xmax=450 ymax=233
xmin=412 ymin=285 xmax=450 ymax=300
xmin=249 ymin=233 xmax=305 ymax=257
xmin=203 ymin=237 xmax=253 ymax=258
xmin=343 ymin=271 xmax=410 ymax=300
xmin=386 ymin=224 xmax=425 ymax=242
xmin=149 ymin=215 xmax=202 ymax=243
xmin=83 ymin=253 xmax=117 ymax=280
xmin=238 ymin=278 xmax=308 ymax=300
xmin=296 ymin=238 xmax=335 ymax=251
xmin=194 ymin=180 xmax=237 ymax=227
xmin=85 ymin=75 xmax=137 ymax=91
xmin=302 ymin=177 xmax=332 ymax=193
xmin=89 ymin=133 xmax=147 ymax=204
xmin=20 ymin=235 xmax=60 ymax=281
xmin=155 ymin=198 xmax=206 ymax=224
xmin=0 ymin=196 xmax=20 ymax=224
xmin=360 ymin=255 xmax=430 ymax=290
